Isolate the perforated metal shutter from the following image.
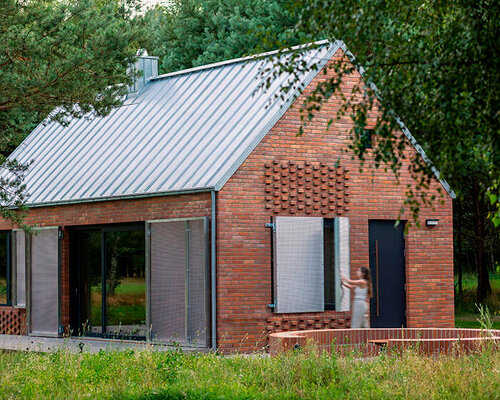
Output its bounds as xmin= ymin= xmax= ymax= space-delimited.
xmin=150 ymin=221 xmax=185 ymax=342
xmin=149 ymin=218 xmax=209 ymax=345
xmin=334 ymin=217 xmax=350 ymax=312
xmin=13 ymin=230 xmax=26 ymax=307
xmin=187 ymin=218 xmax=208 ymax=345
xmin=273 ymin=217 xmax=324 ymax=313
xmin=30 ymin=228 xmax=59 ymax=336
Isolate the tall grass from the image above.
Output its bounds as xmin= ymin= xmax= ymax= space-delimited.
xmin=0 ymin=347 xmax=498 ymax=399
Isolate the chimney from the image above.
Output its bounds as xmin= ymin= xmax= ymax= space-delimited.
xmin=128 ymin=49 xmax=159 ymax=94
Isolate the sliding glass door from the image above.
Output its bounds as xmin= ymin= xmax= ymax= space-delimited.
xmin=70 ymin=218 xmax=209 ymax=346
xmin=71 ymin=225 xmax=146 ymax=339
xmin=105 ymin=230 xmax=146 ymax=338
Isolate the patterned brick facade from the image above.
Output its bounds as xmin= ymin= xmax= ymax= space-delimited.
xmin=0 ymin=306 xmax=26 ymax=335
xmin=215 ymin=48 xmax=453 ymax=351
xmin=264 ymin=161 xmax=350 ymax=215
xmin=0 ymin=47 xmax=453 ymax=352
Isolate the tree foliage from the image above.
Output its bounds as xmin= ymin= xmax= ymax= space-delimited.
xmin=281 ymin=0 xmax=499 ymax=301
xmin=0 ymin=0 xmax=145 ymax=224
xmin=144 ymin=0 xmax=303 ymax=74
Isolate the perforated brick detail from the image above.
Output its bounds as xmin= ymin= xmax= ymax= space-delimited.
xmin=0 ymin=307 xmax=27 ymax=335
xmin=264 ymin=161 xmax=350 ymax=215
xmin=265 ymin=315 xmax=351 ymax=334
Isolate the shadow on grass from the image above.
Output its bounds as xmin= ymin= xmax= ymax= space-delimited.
xmin=114 ymin=388 xmax=254 ymax=400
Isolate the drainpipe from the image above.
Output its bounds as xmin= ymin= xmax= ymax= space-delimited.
xmin=211 ymin=190 xmax=217 ymax=350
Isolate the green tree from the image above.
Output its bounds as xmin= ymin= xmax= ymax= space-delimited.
xmin=278 ymin=0 xmax=499 ymax=302
xmin=144 ymin=0 xmax=303 ymax=74
xmin=0 ymin=0 xmax=145 ymax=225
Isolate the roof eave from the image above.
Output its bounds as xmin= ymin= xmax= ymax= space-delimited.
xmin=24 ymin=186 xmax=215 ymax=209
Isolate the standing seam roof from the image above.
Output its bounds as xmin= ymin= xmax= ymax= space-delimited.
xmin=7 ymin=42 xmax=339 ymax=206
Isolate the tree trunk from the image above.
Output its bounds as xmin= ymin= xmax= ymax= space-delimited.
xmin=472 ymin=180 xmax=492 ymax=303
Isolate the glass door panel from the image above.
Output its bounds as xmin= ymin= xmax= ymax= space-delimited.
xmin=105 ymin=230 xmax=146 ymax=339
xmin=79 ymin=231 xmax=102 ymax=335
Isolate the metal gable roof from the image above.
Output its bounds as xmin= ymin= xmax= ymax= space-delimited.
xmin=7 ymin=39 xmax=453 ymax=208
xmin=8 ymin=42 xmax=339 ymax=207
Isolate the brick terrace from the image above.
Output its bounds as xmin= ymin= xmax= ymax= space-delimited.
xmin=269 ymin=328 xmax=500 ymax=357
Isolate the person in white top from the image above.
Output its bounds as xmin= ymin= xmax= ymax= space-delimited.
xmin=341 ymin=267 xmax=373 ymax=328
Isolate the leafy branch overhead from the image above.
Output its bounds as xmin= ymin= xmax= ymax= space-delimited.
xmin=269 ymin=0 xmax=499 ymax=302
xmin=273 ymin=0 xmax=499 ymax=227
xmin=0 ymin=0 xmax=146 ymax=224
xmin=0 ymin=0 xmax=144 ymax=121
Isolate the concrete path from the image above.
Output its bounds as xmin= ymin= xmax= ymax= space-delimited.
xmin=0 ymin=334 xmax=206 ymax=354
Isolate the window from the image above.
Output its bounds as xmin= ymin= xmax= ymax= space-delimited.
xmin=0 ymin=231 xmax=11 ymax=306
xmin=272 ymin=216 xmax=350 ymax=313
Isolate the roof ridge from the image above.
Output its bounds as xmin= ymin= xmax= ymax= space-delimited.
xmin=150 ymin=40 xmax=333 ymax=81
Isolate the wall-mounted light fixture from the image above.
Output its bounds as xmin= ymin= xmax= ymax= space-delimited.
xmin=426 ymin=219 xmax=439 ymax=227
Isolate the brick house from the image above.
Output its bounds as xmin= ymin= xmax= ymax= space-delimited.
xmin=0 ymin=41 xmax=454 ymax=352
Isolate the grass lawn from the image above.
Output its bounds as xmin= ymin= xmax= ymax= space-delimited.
xmin=455 ymin=317 xmax=500 ymax=330
xmin=0 ymin=348 xmax=498 ymax=399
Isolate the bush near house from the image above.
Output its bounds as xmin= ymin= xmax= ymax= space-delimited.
xmin=0 ymin=347 xmax=498 ymax=399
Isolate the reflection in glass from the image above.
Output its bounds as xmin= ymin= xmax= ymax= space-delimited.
xmin=0 ymin=232 xmax=9 ymax=304
xmin=80 ymin=231 xmax=102 ymax=335
xmin=105 ymin=230 xmax=146 ymax=338
xmin=324 ymin=219 xmax=335 ymax=307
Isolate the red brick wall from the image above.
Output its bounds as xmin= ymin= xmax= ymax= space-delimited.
xmin=0 ymin=193 xmax=211 ymax=330
xmin=0 ymin=48 xmax=454 ymax=352
xmin=216 ymin=48 xmax=454 ymax=351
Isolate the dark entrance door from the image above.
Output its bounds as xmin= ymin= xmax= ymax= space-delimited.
xmin=369 ymin=220 xmax=406 ymax=328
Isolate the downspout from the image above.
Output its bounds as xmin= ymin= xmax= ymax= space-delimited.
xmin=211 ymin=190 xmax=217 ymax=350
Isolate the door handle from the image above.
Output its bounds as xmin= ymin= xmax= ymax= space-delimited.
xmin=375 ymin=240 xmax=380 ymax=317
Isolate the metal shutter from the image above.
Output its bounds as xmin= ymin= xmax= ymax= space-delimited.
xmin=149 ymin=218 xmax=209 ymax=345
xmin=335 ymin=217 xmax=350 ymax=312
xmin=30 ymin=228 xmax=59 ymax=336
xmin=13 ymin=230 xmax=26 ymax=307
xmin=187 ymin=218 xmax=208 ymax=345
xmin=150 ymin=220 xmax=185 ymax=342
xmin=273 ymin=216 xmax=324 ymax=313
